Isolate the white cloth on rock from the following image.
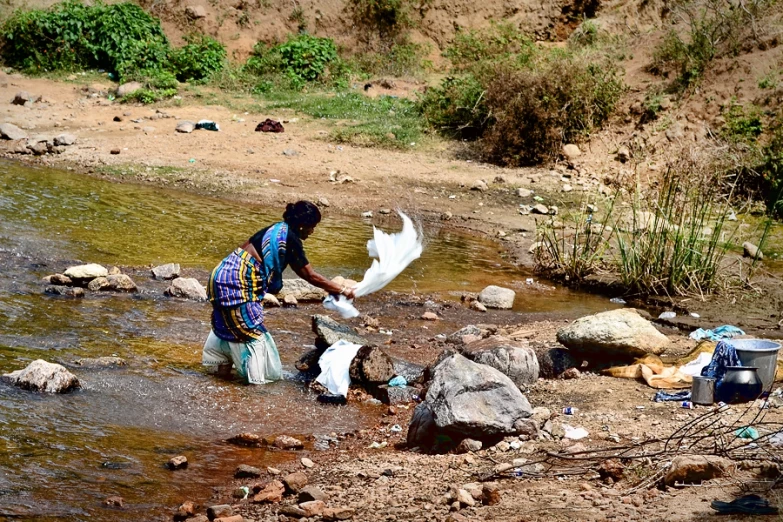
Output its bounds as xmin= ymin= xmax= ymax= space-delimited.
xmin=323 ymin=211 xmax=423 ymax=318
xmin=315 ymin=340 xmax=363 ymax=396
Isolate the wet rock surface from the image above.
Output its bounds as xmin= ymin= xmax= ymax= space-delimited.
xmin=312 ymin=314 xmax=367 ymax=348
xmin=164 ymin=277 xmax=207 ymax=301
xmin=2 ymin=359 xmax=80 ymax=393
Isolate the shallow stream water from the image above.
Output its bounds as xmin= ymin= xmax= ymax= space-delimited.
xmin=0 ymin=161 xmax=617 ymax=521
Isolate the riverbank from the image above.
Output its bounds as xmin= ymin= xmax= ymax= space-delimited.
xmin=2 ymin=70 xmax=782 ymax=334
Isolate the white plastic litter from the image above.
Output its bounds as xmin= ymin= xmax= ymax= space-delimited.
xmin=323 ymin=211 xmax=423 ymax=318
xmin=563 ymin=425 xmax=589 ymax=440
xmin=658 ymin=311 xmax=677 ymax=319
xmin=315 ymin=340 xmax=363 ymax=397
xmin=679 ymin=352 xmax=713 ymax=377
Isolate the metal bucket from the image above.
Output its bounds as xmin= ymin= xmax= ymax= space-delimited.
xmin=691 ymin=376 xmax=715 ymax=405
xmin=728 ymin=339 xmax=782 ymax=392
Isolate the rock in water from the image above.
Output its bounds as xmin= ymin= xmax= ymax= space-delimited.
xmin=107 ymin=274 xmax=137 ymax=292
xmin=349 ymin=345 xmax=395 ymax=383
xmin=312 ymin=315 xmax=367 ymax=348
xmin=151 ymin=263 xmax=180 ymax=280
xmin=556 ymin=308 xmax=670 ymax=362
xmin=743 ymin=242 xmax=764 ymax=260
xmin=478 ymin=285 xmax=515 ymax=309
xmin=2 ymin=360 xmax=80 ymax=393
xmin=280 ymin=279 xmax=327 ymax=301
xmin=64 ymin=263 xmax=108 ymax=282
xmin=464 ymin=337 xmax=539 ymax=386
xmin=408 ymin=354 xmax=532 ymax=451
xmin=165 ymin=277 xmax=207 ymax=301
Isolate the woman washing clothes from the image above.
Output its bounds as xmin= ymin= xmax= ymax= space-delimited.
xmin=202 ymin=200 xmax=356 ymax=384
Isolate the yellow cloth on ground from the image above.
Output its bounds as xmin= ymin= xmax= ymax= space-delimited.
xmin=604 ymin=341 xmax=783 ymax=388
xmin=603 ymin=342 xmax=716 ymax=389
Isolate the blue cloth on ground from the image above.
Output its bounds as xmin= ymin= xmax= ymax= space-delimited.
xmin=388 ymin=376 xmax=407 ymax=387
xmin=701 ymin=340 xmax=741 ymax=387
xmin=689 ymin=325 xmax=745 ymax=341
xmin=653 ymin=390 xmax=691 ymax=402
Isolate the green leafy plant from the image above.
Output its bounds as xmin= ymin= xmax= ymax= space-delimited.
xmin=0 ymin=1 xmax=170 ymax=81
xmin=169 ymin=34 xmax=226 ymax=82
xmin=444 ymin=22 xmax=534 ymax=71
xmin=721 ymin=100 xmax=763 ymax=144
xmin=276 ymin=34 xmax=338 ymax=83
xmin=419 ymin=74 xmax=490 ymax=139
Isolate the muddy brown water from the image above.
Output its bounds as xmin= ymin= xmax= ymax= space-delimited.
xmin=0 ymin=161 xmax=619 ymax=521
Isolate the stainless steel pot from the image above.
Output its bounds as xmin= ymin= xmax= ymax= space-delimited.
xmin=691 ymin=376 xmax=715 ymax=405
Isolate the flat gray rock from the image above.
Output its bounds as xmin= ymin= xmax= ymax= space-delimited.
xmin=64 ymin=263 xmax=108 ymax=281
xmin=175 ymin=121 xmax=195 ymax=133
xmin=279 ymin=279 xmax=326 ymax=301
xmin=53 ymin=133 xmax=76 ymax=146
xmin=151 ymin=263 xmax=180 ymax=280
xmin=165 ymin=277 xmax=207 ymax=301
xmin=116 ymin=82 xmax=143 ymax=97
xmin=312 ymin=314 xmax=367 ymax=348
xmin=0 ymin=122 xmax=27 ymax=140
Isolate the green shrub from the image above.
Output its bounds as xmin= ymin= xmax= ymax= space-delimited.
xmin=444 ymin=22 xmax=534 ymax=71
xmin=170 ymin=34 xmax=226 ymax=83
xmin=277 ymin=34 xmax=338 ymax=83
xmin=721 ymin=100 xmax=763 ymax=144
xmin=419 ymin=74 xmax=490 ymax=139
xmin=756 ymin=117 xmax=783 ymax=217
xmin=0 ymin=1 xmax=169 ymax=80
xmin=121 ymin=87 xmax=176 ymax=104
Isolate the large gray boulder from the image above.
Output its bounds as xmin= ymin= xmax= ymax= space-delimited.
xmin=165 ymin=277 xmax=207 ymax=301
xmin=151 ymin=263 xmax=180 ymax=280
xmin=556 ymin=308 xmax=669 ymax=361
xmin=464 ymin=336 xmax=539 ymax=387
xmin=2 ymin=359 xmax=80 ymax=393
xmin=279 ymin=279 xmax=327 ymax=302
xmin=312 ymin=314 xmax=367 ymax=348
xmin=408 ymin=354 xmax=532 ymax=451
xmin=0 ymin=122 xmax=27 ymax=140
xmin=478 ymin=285 xmax=516 ymax=309
xmin=64 ymin=263 xmax=108 ymax=281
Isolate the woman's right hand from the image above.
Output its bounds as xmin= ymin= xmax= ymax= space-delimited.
xmin=341 ymin=286 xmax=356 ymax=300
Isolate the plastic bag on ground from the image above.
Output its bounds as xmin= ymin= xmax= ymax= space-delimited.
xmin=315 ymin=340 xmax=363 ymax=397
xmin=324 ymin=211 xmax=423 ymax=318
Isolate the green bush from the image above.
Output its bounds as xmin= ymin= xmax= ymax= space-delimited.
xmin=444 ymin=22 xmax=534 ymax=71
xmin=170 ymin=34 xmax=226 ymax=83
xmin=756 ymin=118 xmax=783 ymax=217
xmin=244 ymin=35 xmax=342 ymax=89
xmin=721 ymin=100 xmax=763 ymax=144
xmin=0 ymin=1 xmax=169 ymax=80
xmin=419 ymin=74 xmax=489 ymax=139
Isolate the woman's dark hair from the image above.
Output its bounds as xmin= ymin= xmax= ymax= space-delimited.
xmin=283 ymin=200 xmax=322 ymax=229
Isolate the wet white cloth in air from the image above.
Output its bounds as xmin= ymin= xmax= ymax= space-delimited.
xmin=323 ymin=211 xmax=423 ymax=318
